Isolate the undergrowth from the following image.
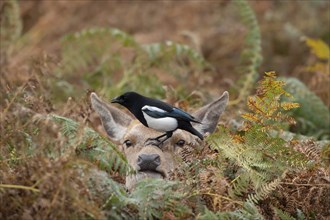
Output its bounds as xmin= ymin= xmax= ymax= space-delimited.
xmin=1 ymin=0 xmax=329 ymax=219
xmin=211 ymin=72 xmax=308 ymax=204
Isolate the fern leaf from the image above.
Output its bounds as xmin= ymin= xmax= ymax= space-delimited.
xmin=233 ymin=0 xmax=262 ymax=105
xmin=243 ymin=72 xmax=300 ymax=132
xmin=232 ymin=202 xmax=264 ymax=220
xmin=130 ymin=178 xmax=192 ymax=219
xmin=60 ymin=27 xmax=140 ymax=76
xmin=50 ymin=114 xmax=131 ymax=175
xmin=198 ymin=202 xmax=264 ymax=220
xmin=247 ymin=177 xmax=282 ymax=204
xmin=231 ymin=173 xmax=251 ymax=196
xmin=143 ymin=41 xmax=207 ymax=68
xmin=282 ymin=77 xmax=330 ymax=139
xmin=273 ymin=207 xmax=296 ymax=220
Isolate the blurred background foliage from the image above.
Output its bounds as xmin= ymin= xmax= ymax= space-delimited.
xmin=1 ymin=0 xmax=329 ymax=219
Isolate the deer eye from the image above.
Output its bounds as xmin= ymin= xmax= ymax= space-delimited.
xmin=176 ymin=139 xmax=186 ymax=147
xmin=124 ymin=140 xmax=133 ymax=148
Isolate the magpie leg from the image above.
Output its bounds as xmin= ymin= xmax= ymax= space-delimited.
xmin=157 ymin=132 xmax=173 ymax=145
xmin=147 ymin=133 xmax=167 ymax=142
xmin=147 ymin=132 xmax=173 ymax=147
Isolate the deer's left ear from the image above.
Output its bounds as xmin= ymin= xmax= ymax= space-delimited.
xmin=193 ymin=91 xmax=229 ymax=135
xmin=91 ymin=93 xmax=133 ymax=142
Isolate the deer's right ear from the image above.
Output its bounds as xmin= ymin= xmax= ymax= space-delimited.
xmin=90 ymin=93 xmax=133 ymax=142
xmin=193 ymin=91 xmax=229 ymax=136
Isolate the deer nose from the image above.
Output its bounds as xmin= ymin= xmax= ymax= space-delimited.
xmin=137 ymin=154 xmax=161 ymax=171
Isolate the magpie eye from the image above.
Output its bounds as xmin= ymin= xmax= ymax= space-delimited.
xmin=124 ymin=140 xmax=133 ymax=148
xmin=176 ymin=139 xmax=185 ymax=147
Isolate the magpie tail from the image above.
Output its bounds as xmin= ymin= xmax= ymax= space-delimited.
xmin=184 ymin=125 xmax=204 ymax=140
xmin=191 ymin=119 xmax=202 ymax=124
xmin=192 ymin=127 xmax=204 ymax=140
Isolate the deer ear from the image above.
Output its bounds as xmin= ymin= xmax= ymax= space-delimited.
xmin=193 ymin=91 xmax=229 ymax=135
xmin=90 ymin=93 xmax=133 ymax=142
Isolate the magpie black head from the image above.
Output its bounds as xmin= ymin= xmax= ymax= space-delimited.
xmin=111 ymin=91 xmax=142 ymax=108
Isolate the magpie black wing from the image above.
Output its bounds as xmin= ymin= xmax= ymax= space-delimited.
xmin=165 ymin=108 xmax=201 ymax=123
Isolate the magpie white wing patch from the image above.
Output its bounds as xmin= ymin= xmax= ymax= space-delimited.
xmin=142 ymin=105 xmax=166 ymax=113
xmin=142 ymin=105 xmax=178 ymax=132
xmin=142 ymin=105 xmax=169 ymax=119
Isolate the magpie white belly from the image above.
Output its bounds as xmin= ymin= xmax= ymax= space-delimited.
xmin=142 ymin=112 xmax=178 ymax=132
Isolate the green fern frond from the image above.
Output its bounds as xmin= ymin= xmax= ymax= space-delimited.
xmin=232 ymin=202 xmax=264 ymax=220
xmin=108 ymin=67 xmax=165 ymax=101
xmin=198 ymin=208 xmax=237 ymax=220
xmin=211 ymin=132 xmax=266 ymax=198
xmin=273 ymin=207 xmax=297 ymax=220
xmin=143 ymin=41 xmax=207 ymax=69
xmin=130 ymin=178 xmax=192 ymax=219
xmin=198 ymin=202 xmax=264 ymax=220
xmin=230 ymin=173 xmax=251 ymax=197
xmin=211 ymin=126 xmax=308 ymax=201
xmin=91 ymin=172 xmax=133 ymax=219
xmin=282 ymin=77 xmax=330 ymax=139
xmin=212 ymin=127 xmax=307 ymax=173
xmin=247 ymin=177 xmax=282 ymax=204
xmin=50 ymin=114 xmax=131 ymax=175
xmin=60 ymin=27 xmax=141 ymax=76
xmin=233 ymin=0 xmax=262 ymax=105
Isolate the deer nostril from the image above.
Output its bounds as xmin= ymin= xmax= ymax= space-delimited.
xmin=153 ymin=155 xmax=160 ymax=166
xmin=137 ymin=155 xmax=143 ymax=164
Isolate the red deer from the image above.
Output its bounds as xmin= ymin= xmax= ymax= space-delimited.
xmin=90 ymin=91 xmax=228 ymax=190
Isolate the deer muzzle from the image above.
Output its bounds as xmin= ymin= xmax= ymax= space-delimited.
xmin=137 ymin=153 xmax=161 ymax=171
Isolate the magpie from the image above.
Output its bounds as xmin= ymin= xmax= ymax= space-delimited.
xmin=111 ymin=91 xmax=203 ymax=145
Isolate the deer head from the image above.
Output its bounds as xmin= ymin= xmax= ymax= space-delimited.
xmin=90 ymin=91 xmax=228 ymax=190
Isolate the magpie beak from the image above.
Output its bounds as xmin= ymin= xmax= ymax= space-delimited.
xmin=111 ymin=96 xmax=122 ymax=104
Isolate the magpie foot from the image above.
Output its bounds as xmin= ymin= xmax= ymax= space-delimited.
xmin=145 ymin=138 xmax=163 ymax=147
xmin=145 ymin=132 xmax=173 ymax=148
